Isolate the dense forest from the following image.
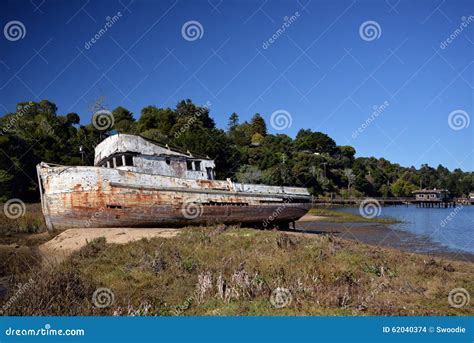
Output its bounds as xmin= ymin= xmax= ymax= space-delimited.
xmin=0 ymin=99 xmax=473 ymax=202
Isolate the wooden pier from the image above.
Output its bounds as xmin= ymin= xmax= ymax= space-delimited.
xmin=413 ymin=200 xmax=457 ymax=208
xmin=313 ymin=188 xmax=470 ymax=208
xmin=313 ymin=197 xmax=410 ymax=206
xmin=313 ymin=197 xmax=460 ymax=208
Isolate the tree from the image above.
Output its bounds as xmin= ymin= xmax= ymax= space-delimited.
xmin=227 ymin=113 xmax=239 ymax=131
xmin=379 ymin=184 xmax=391 ymax=198
xmin=112 ymin=107 xmax=135 ymax=133
xmin=343 ymin=168 xmax=355 ymax=194
xmin=0 ymin=100 xmax=82 ymax=200
xmin=138 ymin=106 xmax=175 ymax=135
xmin=2 ymin=98 xmax=471 ymax=202
xmin=391 ymin=178 xmax=417 ymax=197
xmin=175 ymin=99 xmax=214 ymax=129
xmin=229 ymin=121 xmax=252 ymax=147
xmin=294 ymin=129 xmax=336 ymax=154
xmin=66 ymin=113 xmax=80 ymax=125
xmin=337 ymin=145 xmax=356 ymax=167
xmin=250 ymin=113 xmax=267 ymax=136
xmin=251 ymin=133 xmax=264 ymax=146
xmin=236 ymin=165 xmax=263 ymax=184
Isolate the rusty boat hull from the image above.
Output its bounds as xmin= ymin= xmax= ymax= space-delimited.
xmin=37 ymin=163 xmax=311 ymax=230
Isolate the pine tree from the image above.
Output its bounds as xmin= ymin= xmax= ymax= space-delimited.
xmin=228 ymin=113 xmax=239 ymax=131
xmin=250 ymin=113 xmax=267 ymax=136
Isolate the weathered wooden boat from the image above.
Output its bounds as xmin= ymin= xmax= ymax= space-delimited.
xmin=37 ymin=134 xmax=311 ymax=230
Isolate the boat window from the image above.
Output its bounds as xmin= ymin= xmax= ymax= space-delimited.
xmin=165 ymin=157 xmax=171 ymax=165
xmin=206 ymin=167 xmax=213 ymax=180
xmin=125 ymin=155 xmax=133 ymax=166
xmin=195 ymin=161 xmax=201 ymax=171
xmin=115 ymin=156 xmax=123 ymax=167
xmin=186 ymin=160 xmax=193 ymax=170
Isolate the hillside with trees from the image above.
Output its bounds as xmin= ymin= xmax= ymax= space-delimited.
xmin=0 ymin=99 xmax=472 ymax=202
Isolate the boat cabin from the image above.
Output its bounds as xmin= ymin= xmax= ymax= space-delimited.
xmin=412 ymin=188 xmax=450 ymax=202
xmin=94 ymin=134 xmax=216 ymax=180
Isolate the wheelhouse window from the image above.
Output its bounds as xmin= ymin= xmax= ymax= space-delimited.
xmin=194 ymin=161 xmax=201 ymax=171
xmin=206 ymin=167 xmax=214 ymax=180
xmin=115 ymin=156 xmax=123 ymax=167
xmin=186 ymin=160 xmax=193 ymax=170
xmin=125 ymin=155 xmax=133 ymax=166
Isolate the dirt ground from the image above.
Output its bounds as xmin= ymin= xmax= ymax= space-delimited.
xmin=297 ymin=214 xmax=328 ymax=221
xmin=36 ymin=215 xmax=326 ymax=259
xmin=39 ymin=228 xmax=179 ymax=259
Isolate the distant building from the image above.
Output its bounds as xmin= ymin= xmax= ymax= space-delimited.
xmin=412 ymin=189 xmax=450 ymax=202
xmin=470 ymin=192 xmax=474 ymax=204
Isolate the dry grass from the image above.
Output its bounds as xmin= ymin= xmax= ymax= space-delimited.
xmin=2 ymin=226 xmax=473 ymax=316
xmin=0 ymin=203 xmax=48 ymax=235
xmin=0 ymin=203 xmax=60 ymax=302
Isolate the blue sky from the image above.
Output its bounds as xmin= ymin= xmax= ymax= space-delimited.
xmin=1 ymin=0 xmax=473 ymax=171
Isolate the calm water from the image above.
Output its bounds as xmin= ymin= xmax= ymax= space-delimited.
xmin=338 ymin=205 xmax=474 ymax=254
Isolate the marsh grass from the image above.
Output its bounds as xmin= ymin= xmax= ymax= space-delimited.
xmin=3 ymin=226 xmax=472 ymax=316
xmin=0 ymin=203 xmax=48 ymax=235
xmin=0 ymin=203 xmax=58 ymax=273
xmin=309 ymin=208 xmax=400 ymax=224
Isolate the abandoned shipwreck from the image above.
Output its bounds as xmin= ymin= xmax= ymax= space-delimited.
xmin=36 ymin=134 xmax=312 ymax=230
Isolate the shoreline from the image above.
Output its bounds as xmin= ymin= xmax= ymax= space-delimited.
xmin=295 ymin=217 xmax=474 ymax=263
